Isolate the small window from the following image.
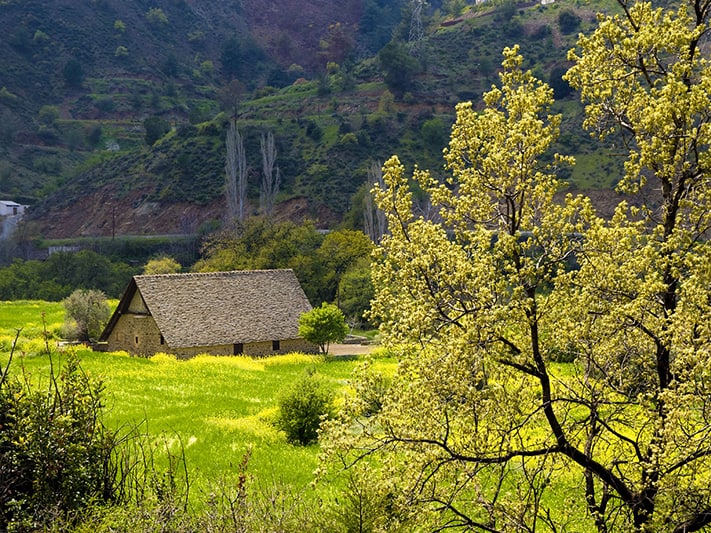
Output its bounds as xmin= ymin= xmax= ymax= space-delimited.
xmin=272 ymin=340 xmax=280 ymax=351
xmin=233 ymin=343 xmax=243 ymax=355
xmin=135 ymin=336 xmax=139 ymax=344
xmin=160 ymin=335 xmax=165 ymax=345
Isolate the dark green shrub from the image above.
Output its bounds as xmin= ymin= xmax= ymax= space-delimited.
xmin=275 ymin=372 xmax=335 ymax=445
xmin=144 ymin=116 xmax=170 ymax=146
xmin=421 ymin=118 xmax=449 ymax=153
xmin=305 ymin=120 xmax=323 ymax=141
xmin=549 ymin=65 xmax=574 ymax=99
xmin=0 ymin=349 xmax=118 ymax=530
xmin=63 ymin=59 xmax=84 ymax=87
xmin=378 ymin=41 xmax=420 ymax=98
xmin=559 ymin=9 xmax=582 ymax=34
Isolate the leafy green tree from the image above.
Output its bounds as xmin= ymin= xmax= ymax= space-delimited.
xmin=299 ymin=303 xmax=348 ymax=354
xmin=145 ymin=7 xmax=168 ymax=25
xmin=478 ymin=56 xmax=494 ymax=77
xmin=221 ymin=37 xmax=243 ymax=79
xmin=420 ymin=117 xmax=449 ymax=153
xmin=0 ymin=251 xmax=134 ymax=301
xmin=378 ymin=41 xmax=420 ymax=98
xmin=32 ymin=29 xmax=49 ymax=45
xmin=558 ymin=9 xmax=582 ymax=34
xmin=338 ymin=257 xmax=374 ymax=327
xmin=322 ymin=33 xmax=711 ymax=533
xmin=317 ymin=229 xmax=373 ymax=306
xmin=86 ymin=124 xmax=102 ymax=147
xmin=62 ymin=289 xmax=111 ymax=341
xmin=548 ymin=64 xmax=573 ymax=99
xmin=562 ymin=1 xmax=711 ymax=528
xmin=220 ymin=36 xmax=266 ymax=81
xmin=359 ymin=0 xmax=403 ymax=54
xmin=194 ymin=219 xmax=325 ymax=302
xmin=38 ymin=105 xmax=59 ymax=127
xmin=47 ymin=250 xmax=134 ymax=298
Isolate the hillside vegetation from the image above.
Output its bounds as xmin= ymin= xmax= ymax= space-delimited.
xmin=0 ymin=0 xmax=625 ymax=240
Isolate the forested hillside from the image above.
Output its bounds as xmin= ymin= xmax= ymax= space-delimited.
xmin=0 ymin=0 xmax=623 ymax=240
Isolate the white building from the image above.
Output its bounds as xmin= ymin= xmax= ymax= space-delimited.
xmin=0 ymin=200 xmax=26 ymax=217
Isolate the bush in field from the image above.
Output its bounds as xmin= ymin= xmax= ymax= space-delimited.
xmin=275 ymin=371 xmax=335 ymax=445
xmin=0 ymin=341 xmax=195 ymax=530
xmin=62 ymin=289 xmax=111 ymax=341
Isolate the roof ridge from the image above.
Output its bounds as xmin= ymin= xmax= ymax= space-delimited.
xmin=135 ymin=268 xmax=294 ymax=280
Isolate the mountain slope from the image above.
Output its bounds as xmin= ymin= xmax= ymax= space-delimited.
xmin=0 ymin=0 xmax=368 ymax=203
xmin=2 ymin=0 xmax=627 ymax=239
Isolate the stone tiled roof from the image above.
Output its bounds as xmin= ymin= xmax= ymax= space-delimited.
xmin=102 ymin=269 xmax=312 ymax=348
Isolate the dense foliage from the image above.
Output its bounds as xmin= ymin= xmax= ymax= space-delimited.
xmin=322 ymin=0 xmax=711 ymax=524
xmin=338 ymin=257 xmax=375 ymax=326
xmin=0 ymin=250 xmax=136 ymax=300
xmin=195 ymin=219 xmax=373 ymax=310
xmin=142 ymin=255 xmax=182 ymax=274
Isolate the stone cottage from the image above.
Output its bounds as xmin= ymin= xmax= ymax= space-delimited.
xmin=98 ymin=269 xmax=317 ymax=357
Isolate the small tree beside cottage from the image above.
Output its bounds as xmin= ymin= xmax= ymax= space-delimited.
xmin=298 ymin=303 xmax=348 ymax=354
xmin=62 ymin=289 xmax=111 ymax=342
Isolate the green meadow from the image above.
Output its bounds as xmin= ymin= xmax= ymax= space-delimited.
xmin=0 ymin=301 xmax=631 ymax=530
xmin=0 ymin=300 xmax=394 ymax=504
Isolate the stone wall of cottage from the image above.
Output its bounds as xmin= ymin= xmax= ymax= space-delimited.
xmin=105 ymin=314 xmax=165 ymax=355
xmin=171 ymin=338 xmax=318 ymax=359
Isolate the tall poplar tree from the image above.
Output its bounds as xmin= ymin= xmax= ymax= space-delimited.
xmin=225 ymin=120 xmax=247 ymax=224
xmin=260 ymin=131 xmax=280 ymax=217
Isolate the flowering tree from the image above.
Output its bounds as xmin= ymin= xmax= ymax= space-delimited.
xmin=322 ymin=31 xmax=711 ymax=531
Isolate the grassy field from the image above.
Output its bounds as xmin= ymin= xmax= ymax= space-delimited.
xmin=0 ymin=300 xmax=394 ymax=505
